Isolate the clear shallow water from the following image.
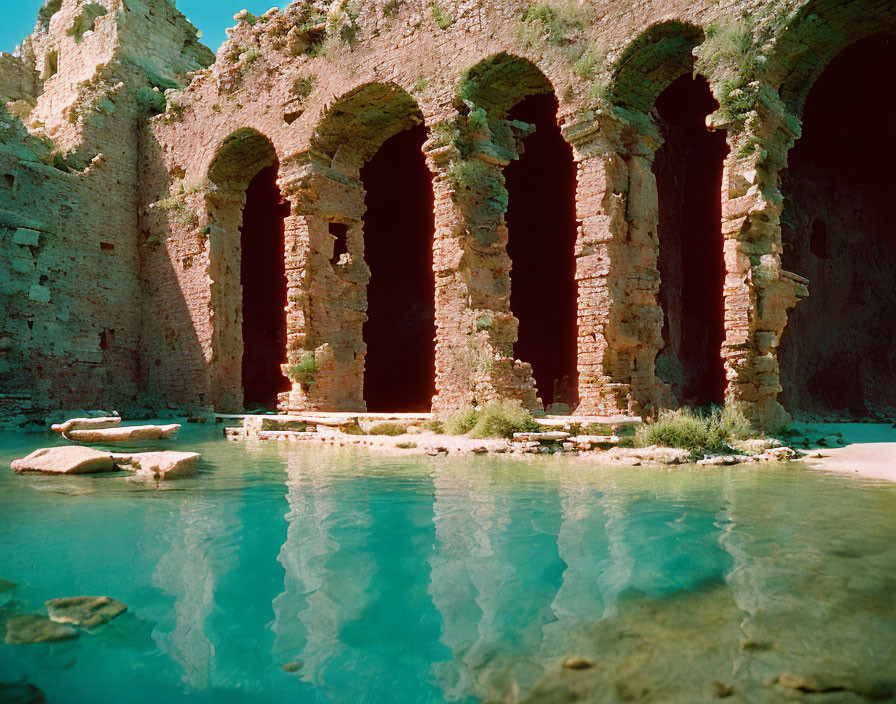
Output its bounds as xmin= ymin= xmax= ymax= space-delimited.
xmin=1 ymin=426 xmax=895 ymax=704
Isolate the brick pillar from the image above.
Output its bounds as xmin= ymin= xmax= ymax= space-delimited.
xmin=563 ymin=114 xmax=672 ymax=417
xmin=277 ymin=153 xmax=367 ymax=412
xmin=717 ymin=84 xmax=808 ymax=430
xmin=425 ymin=120 xmax=539 ymax=415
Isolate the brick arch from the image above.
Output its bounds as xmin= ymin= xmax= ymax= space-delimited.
xmin=769 ymin=0 xmax=896 ymax=116
xmin=310 ymin=81 xmax=423 ymax=172
xmin=609 ymin=21 xmax=705 ymax=114
xmin=207 ymin=127 xmax=278 ymax=190
xmin=203 ymin=127 xmax=286 ymax=410
xmin=456 ymin=52 xmax=554 ymax=117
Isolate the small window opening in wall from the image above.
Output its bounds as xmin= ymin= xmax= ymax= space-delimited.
xmin=3 ymin=174 xmax=15 ymax=189
xmin=43 ymin=50 xmax=58 ymax=80
xmin=809 ymin=218 xmax=830 ymax=259
xmin=330 ymin=222 xmax=349 ymax=264
xmin=99 ymin=330 xmax=108 ymax=350
xmin=100 ymin=242 xmax=115 ymax=251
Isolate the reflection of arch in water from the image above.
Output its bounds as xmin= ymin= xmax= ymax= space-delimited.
xmin=271 ymin=450 xmax=375 ymax=688
xmin=428 ymin=464 xmax=564 ymax=701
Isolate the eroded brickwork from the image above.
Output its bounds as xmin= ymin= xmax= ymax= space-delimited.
xmin=1 ymin=0 xmax=893 ymax=428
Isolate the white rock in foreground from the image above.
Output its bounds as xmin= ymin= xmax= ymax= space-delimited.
xmin=113 ymin=451 xmax=199 ymax=481
xmin=11 ymin=446 xmax=115 ymax=475
xmin=51 ymin=416 xmax=121 ymax=434
xmin=64 ymin=424 xmax=180 ymax=443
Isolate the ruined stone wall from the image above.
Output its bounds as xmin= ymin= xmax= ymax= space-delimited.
xmin=3 ymin=0 xmax=894 ymax=428
xmin=140 ymin=0 xmax=895 ymax=427
xmin=0 ymin=0 xmax=211 ymax=424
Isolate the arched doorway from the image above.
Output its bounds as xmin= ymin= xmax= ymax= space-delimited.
xmin=504 ymin=93 xmax=578 ymax=411
xmin=652 ymin=75 xmax=728 ymax=406
xmin=360 ymin=122 xmax=435 ymax=412
xmin=206 ymin=129 xmax=289 ymax=410
xmin=240 ymin=164 xmax=290 ymax=409
xmin=778 ymin=35 xmax=896 ymax=416
xmin=306 ymin=83 xmax=435 ymax=412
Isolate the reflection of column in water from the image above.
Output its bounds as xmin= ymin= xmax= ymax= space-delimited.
xmin=152 ymin=495 xmax=226 ymax=690
xmin=429 ymin=465 xmax=563 ymax=701
xmin=539 ymin=473 xmax=618 ymax=659
xmin=271 ymin=449 xmax=375 ymax=687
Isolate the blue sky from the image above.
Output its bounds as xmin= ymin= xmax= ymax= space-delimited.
xmin=1 ymin=0 xmax=281 ymax=55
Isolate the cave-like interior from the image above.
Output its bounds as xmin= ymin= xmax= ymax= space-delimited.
xmin=360 ymin=123 xmax=436 ymax=412
xmin=779 ymin=35 xmax=896 ymax=417
xmin=240 ymin=163 xmax=290 ymax=409
xmin=504 ymin=93 xmax=579 ymax=409
xmin=652 ymin=74 xmax=728 ymax=407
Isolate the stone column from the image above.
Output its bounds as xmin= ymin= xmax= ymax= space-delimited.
xmin=716 ymin=84 xmax=808 ymax=430
xmin=425 ymin=119 xmax=539 ymax=415
xmin=277 ymin=152 xmax=368 ymax=412
xmin=563 ymin=114 xmax=671 ymax=417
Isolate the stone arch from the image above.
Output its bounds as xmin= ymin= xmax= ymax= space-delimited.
xmin=776 ymin=30 xmax=896 ymax=417
xmin=449 ymin=53 xmax=579 ymax=411
xmin=610 ymin=21 xmax=705 ymax=113
xmin=603 ymin=21 xmax=729 ymax=409
xmin=285 ymin=81 xmax=435 ymax=412
xmin=770 ymin=0 xmax=896 ymax=116
xmin=310 ymin=81 xmax=424 ymax=173
xmin=204 ymin=127 xmax=289 ymax=410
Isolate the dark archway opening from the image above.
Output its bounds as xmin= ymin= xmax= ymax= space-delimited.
xmin=779 ymin=35 xmax=896 ymax=417
xmin=504 ymin=93 xmax=579 ymax=410
xmin=240 ymin=164 xmax=290 ymax=409
xmin=360 ymin=122 xmax=435 ymax=412
xmin=652 ymin=74 xmax=728 ymax=406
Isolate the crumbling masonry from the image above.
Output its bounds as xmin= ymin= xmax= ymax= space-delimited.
xmin=1 ymin=0 xmax=894 ymax=428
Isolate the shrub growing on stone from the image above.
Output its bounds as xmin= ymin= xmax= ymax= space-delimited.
xmin=469 ymin=400 xmax=540 ymax=439
xmin=635 ymin=405 xmax=753 ymax=456
xmin=446 ymin=408 xmax=479 ymax=435
xmin=368 ymin=422 xmax=407 ymax=436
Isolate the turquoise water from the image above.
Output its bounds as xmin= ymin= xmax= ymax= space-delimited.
xmin=1 ymin=426 xmax=895 ymax=703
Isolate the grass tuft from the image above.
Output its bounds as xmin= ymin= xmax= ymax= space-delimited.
xmin=635 ymin=406 xmax=753 ymax=456
xmin=368 ymin=422 xmax=407 ymax=436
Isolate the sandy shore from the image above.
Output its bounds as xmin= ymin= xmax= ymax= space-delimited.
xmin=793 ymin=422 xmax=896 ymax=483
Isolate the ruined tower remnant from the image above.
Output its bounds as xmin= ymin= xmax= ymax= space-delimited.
xmin=1 ymin=0 xmax=894 ymax=429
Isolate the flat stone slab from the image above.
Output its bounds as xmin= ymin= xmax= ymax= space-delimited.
xmin=51 ymin=416 xmax=121 ymax=434
xmin=11 ymin=446 xmax=115 ymax=475
xmin=64 ymin=424 xmax=180 ymax=443
xmin=45 ymin=596 xmax=127 ymax=628
xmin=512 ymin=432 xmax=571 ymax=442
xmin=5 ymin=614 xmax=79 ymax=644
xmin=112 ymin=451 xmax=199 ymax=481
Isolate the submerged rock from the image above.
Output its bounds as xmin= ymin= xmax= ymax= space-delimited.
xmin=51 ymin=416 xmax=121 ymax=434
xmin=64 ymin=424 xmax=180 ymax=443
xmin=45 ymin=596 xmax=127 ymax=628
xmin=5 ymin=614 xmax=79 ymax=643
xmin=11 ymin=446 xmax=115 ymax=475
xmin=562 ymin=656 xmax=594 ymax=670
xmin=0 ymin=683 xmax=45 ymax=704
xmin=282 ymin=660 xmax=303 ymax=673
xmin=113 ymin=451 xmax=199 ymax=481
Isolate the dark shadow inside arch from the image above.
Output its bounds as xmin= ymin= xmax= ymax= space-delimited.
xmin=360 ymin=123 xmax=435 ymax=412
xmin=652 ymin=75 xmax=728 ymax=406
xmin=240 ymin=163 xmax=290 ymax=409
xmin=778 ymin=35 xmax=896 ymax=417
xmin=504 ymin=93 xmax=579 ymax=410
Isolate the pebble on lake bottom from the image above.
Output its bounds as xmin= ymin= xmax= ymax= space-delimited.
xmin=0 ymin=682 xmax=46 ymax=704
xmin=282 ymin=660 xmax=303 ymax=673
xmin=562 ymin=656 xmax=594 ymax=670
